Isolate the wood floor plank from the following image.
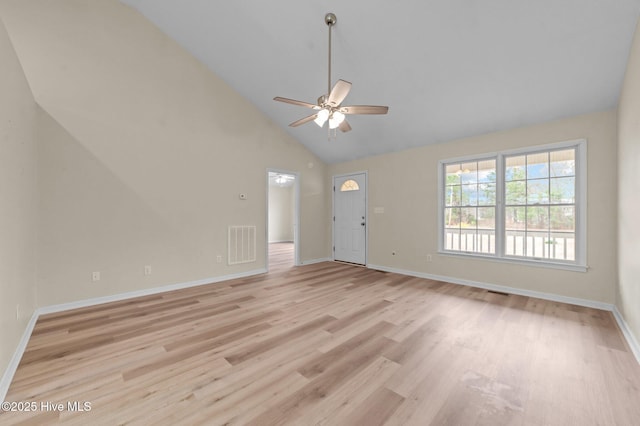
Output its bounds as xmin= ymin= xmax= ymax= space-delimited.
xmin=340 ymin=386 xmax=405 ymax=426
xmin=243 ymin=335 xmax=397 ymax=426
xmin=223 ymin=315 xmax=336 ymax=366
xmin=1 ymin=242 xmax=639 ymax=425
xmin=297 ymin=321 xmax=395 ymax=379
xmin=306 ymin=356 xmax=401 ymax=426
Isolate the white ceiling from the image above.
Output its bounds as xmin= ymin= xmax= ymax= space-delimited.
xmin=121 ymin=0 xmax=640 ymax=164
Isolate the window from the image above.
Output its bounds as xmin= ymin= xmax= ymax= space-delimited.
xmin=439 ymin=140 xmax=586 ymax=271
xmin=444 ymin=159 xmax=497 ymax=254
xmin=504 ymin=150 xmax=576 ymax=261
xmin=340 ymin=179 xmax=360 ymax=191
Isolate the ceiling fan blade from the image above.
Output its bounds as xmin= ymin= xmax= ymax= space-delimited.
xmin=289 ymin=114 xmax=317 ymax=127
xmin=339 ymin=105 xmax=389 ymax=115
xmin=339 ymin=119 xmax=352 ymax=133
xmin=274 ymin=97 xmax=319 ymax=109
xmin=327 ymin=79 xmax=352 ymax=106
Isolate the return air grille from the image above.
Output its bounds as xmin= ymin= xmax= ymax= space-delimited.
xmin=228 ymin=225 xmax=256 ymax=265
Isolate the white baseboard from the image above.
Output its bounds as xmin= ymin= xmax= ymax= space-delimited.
xmin=368 ymin=264 xmax=613 ymax=310
xmin=38 ymin=269 xmax=266 ymax=316
xmin=368 ymin=263 xmax=640 ymax=365
xmin=0 ymin=268 xmax=266 ymax=402
xmin=612 ymin=306 xmax=640 ymax=364
xmin=0 ymin=311 xmax=39 ymax=402
xmin=300 ymin=257 xmax=331 ymax=265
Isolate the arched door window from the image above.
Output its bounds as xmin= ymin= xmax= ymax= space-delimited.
xmin=340 ymin=179 xmax=360 ymax=192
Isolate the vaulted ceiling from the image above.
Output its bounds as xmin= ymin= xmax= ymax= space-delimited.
xmin=121 ymin=0 xmax=640 ymax=164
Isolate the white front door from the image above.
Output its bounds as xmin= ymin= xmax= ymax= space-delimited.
xmin=333 ymin=173 xmax=367 ymax=265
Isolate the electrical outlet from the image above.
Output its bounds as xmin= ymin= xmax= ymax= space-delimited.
xmin=92 ymin=271 xmax=100 ymax=282
xmin=426 ymin=254 xmax=432 ymax=262
xmin=144 ymin=265 xmax=152 ymax=276
xmin=216 ymin=255 xmax=223 ymax=263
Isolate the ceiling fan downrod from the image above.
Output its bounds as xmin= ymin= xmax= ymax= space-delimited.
xmin=325 ymin=13 xmax=337 ymax=98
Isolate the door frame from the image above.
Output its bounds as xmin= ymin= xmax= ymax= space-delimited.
xmin=332 ymin=171 xmax=368 ymax=265
xmin=266 ymin=168 xmax=301 ymax=269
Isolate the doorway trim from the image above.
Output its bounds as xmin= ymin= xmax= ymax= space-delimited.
xmin=332 ymin=171 xmax=368 ymax=265
xmin=266 ymin=168 xmax=301 ymax=270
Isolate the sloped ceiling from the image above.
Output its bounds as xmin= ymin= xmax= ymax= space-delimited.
xmin=124 ymin=1 xmax=637 ymax=163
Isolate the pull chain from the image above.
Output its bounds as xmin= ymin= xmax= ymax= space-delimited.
xmin=327 ymin=126 xmax=337 ymax=141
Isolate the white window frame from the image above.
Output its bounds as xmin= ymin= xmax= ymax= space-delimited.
xmin=437 ymin=139 xmax=587 ymax=272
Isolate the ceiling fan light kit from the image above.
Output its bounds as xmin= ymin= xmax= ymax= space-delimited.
xmin=273 ymin=174 xmax=294 ymax=186
xmin=274 ymin=12 xmax=388 ymax=136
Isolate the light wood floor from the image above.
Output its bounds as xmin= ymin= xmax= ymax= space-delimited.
xmin=2 ymin=243 xmax=640 ymax=425
xmin=267 ymin=242 xmax=295 ymax=273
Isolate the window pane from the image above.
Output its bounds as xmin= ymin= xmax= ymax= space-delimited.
xmin=461 ymin=207 xmax=477 ymax=229
xmin=444 ymin=208 xmax=461 ymax=228
xmin=478 ymin=160 xmax=497 ymax=183
xmin=526 ymin=206 xmax=549 ymax=231
xmin=549 ymin=231 xmax=575 ymax=261
xmin=505 ymin=156 xmax=526 ymax=181
xmin=460 ymin=162 xmax=478 ymax=184
xmin=550 ymin=149 xmax=575 ymax=177
xmin=527 ymin=152 xmax=549 ymax=179
xmin=550 ymin=177 xmax=575 ymax=204
xmin=505 ymin=207 xmax=526 ymax=230
xmin=446 ymin=164 xmax=461 ymax=185
xmin=550 ymin=206 xmax=574 ymax=232
xmin=340 ymin=179 xmax=359 ymax=191
xmin=460 ymin=230 xmax=475 ymax=252
xmin=505 ymin=230 xmax=526 ymax=256
xmin=505 ymin=181 xmax=526 ymax=204
xmin=527 ymin=179 xmax=549 ymax=204
xmin=477 ymin=207 xmax=495 ymax=230
xmin=526 ymin=231 xmax=551 ymax=258
xmin=445 ymin=185 xmax=461 ymax=206
xmin=461 ymin=184 xmax=478 ymax=206
xmin=478 ymin=183 xmax=496 ymax=205
xmin=476 ymin=230 xmax=495 ymax=254
xmin=478 ymin=235 xmax=495 ymax=254
xmin=445 ymin=229 xmax=461 ymax=251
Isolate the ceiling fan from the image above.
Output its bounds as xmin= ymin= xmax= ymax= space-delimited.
xmin=274 ymin=13 xmax=388 ymax=134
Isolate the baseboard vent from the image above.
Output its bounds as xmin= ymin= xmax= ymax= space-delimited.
xmin=487 ymin=290 xmax=510 ymax=296
xmin=228 ymin=225 xmax=256 ymax=265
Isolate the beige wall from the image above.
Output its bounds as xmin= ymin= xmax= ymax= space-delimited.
xmin=0 ymin=18 xmax=38 ymax=377
xmin=618 ymin=19 xmax=640 ymax=345
xmin=268 ymin=184 xmax=295 ymax=243
xmin=0 ymin=0 xmax=329 ymax=307
xmin=330 ymin=110 xmax=618 ymax=303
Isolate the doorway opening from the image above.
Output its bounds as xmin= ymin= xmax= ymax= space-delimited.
xmin=267 ymin=170 xmax=300 ymax=271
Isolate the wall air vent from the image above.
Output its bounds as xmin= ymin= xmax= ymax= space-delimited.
xmin=228 ymin=225 xmax=256 ymax=265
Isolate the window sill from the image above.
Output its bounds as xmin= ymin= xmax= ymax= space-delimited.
xmin=437 ymin=250 xmax=588 ymax=273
